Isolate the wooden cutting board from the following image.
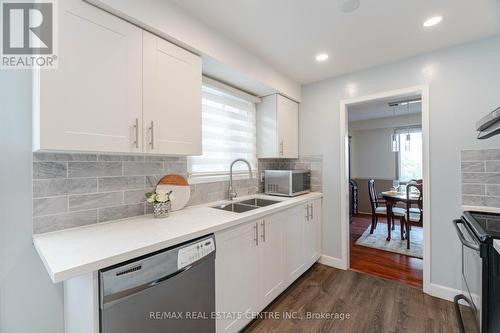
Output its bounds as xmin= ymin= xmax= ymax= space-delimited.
xmin=156 ymin=174 xmax=190 ymax=211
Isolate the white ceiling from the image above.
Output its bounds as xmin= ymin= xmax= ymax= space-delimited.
xmin=348 ymin=96 xmax=422 ymax=122
xmin=169 ymin=0 xmax=500 ymax=84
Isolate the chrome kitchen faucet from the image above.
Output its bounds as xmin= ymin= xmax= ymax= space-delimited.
xmin=228 ymin=158 xmax=252 ymax=201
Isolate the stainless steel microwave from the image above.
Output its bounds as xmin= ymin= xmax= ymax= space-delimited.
xmin=264 ymin=170 xmax=311 ymax=197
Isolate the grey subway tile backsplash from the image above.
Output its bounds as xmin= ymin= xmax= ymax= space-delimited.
xmin=123 ymin=162 xmax=164 ymax=176
xmin=99 ymin=203 xmax=145 ymax=222
xmin=462 ymin=173 xmax=500 ymax=184
xmin=33 ymin=162 xmax=67 ymax=179
xmin=98 ymin=176 xmax=144 ymax=192
xmin=33 ymin=210 xmax=97 ymax=234
xmin=462 ymin=184 xmax=486 ymax=196
xmin=461 ymin=149 xmax=500 ymax=161
xmin=33 ymin=178 xmax=97 ymax=198
xmin=67 ymin=178 xmax=98 ymax=194
xmin=69 ymin=192 xmax=123 ymax=211
xmin=33 ymin=196 xmax=68 ymax=216
xmin=32 ymin=152 xmax=323 ymax=234
xmin=68 ymin=162 xmax=122 ymax=178
xmin=98 ymin=154 xmax=145 ymax=162
xmin=486 ymin=185 xmax=500 ymax=196
xmin=461 ymin=149 xmax=500 ymax=208
xmin=33 ymin=179 xmax=68 ymax=198
xmin=485 ymin=161 xmax=500 ymax=172
xmin=461 ymin=161 xmax=485 ymax=172
xmin=124 ymin=188 xmax=154 ymax=204
xmin=33 ymin=152 xmax=97 ymax=162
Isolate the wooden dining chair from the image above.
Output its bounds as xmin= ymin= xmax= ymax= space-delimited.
xmin=405 ymin=183 xmax=423 ymax=249
xmin=368 ymin=179 xmax=406 ymax=238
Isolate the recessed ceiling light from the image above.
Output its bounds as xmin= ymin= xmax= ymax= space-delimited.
xmin=316 ymin=54 xmax=329 ymax=62
xmin=423 ymin=16 xmax=443 ymax=28
xmin=341 ymin=0 xmax=360 ymax=13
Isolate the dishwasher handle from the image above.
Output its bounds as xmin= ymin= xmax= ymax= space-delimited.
xmin=103 ymin=264 xmax=193 ymax=305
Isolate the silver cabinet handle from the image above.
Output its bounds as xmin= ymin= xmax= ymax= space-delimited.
xmin=279 ymin=139 xmax=284 ymax=156
xmin=310 ymin=203 xmax=313 ymax=220
xmin=260 ymin=220 xmax=266 ymax=242
xmin=254 ymin=222 xmax=259 ymax=246
xmin=133 ymin=118 xmax=139 ymax=149
xmin=149 ymin=121 xmax=154 ymax=150
xmin=306 ymin=204 xmax=310 ymax=221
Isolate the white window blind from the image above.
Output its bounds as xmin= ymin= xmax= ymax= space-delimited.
xmin=188 ymin=85 xmax=257 ymax=179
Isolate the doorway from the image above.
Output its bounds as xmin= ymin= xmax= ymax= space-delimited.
xmin=339 ymin=86 xmax=430 ymax=292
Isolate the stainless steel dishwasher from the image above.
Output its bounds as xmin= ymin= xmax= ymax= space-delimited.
xmin=99 ymin=234 xmax=216 ymax=333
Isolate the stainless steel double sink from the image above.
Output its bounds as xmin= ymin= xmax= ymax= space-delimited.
xmin=212 ymin=198 xmax=280 ymax=213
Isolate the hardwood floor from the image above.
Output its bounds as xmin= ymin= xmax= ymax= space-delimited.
xmin=244 ymin=264 xmax=476 ymax=333
xmin=350 ymin=214 xmax=423 ymax=288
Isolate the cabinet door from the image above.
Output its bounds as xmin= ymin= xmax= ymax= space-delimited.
xmin=304 ymin=199 xmax=322 ymax=267
xmin=215 ymin=221 xmax=260 ymax=333
xmin=277 ymin=95 xmax=299 ymax=158
xmin=35 ymin=0 xmax=142 ymax=152
xmin=284 ymin=205 xmax=305 ymax=285
xmin=258 ymin=214 xmax=285 ymax=310
xmin=143 ymin=31 xmax=202 ymax=155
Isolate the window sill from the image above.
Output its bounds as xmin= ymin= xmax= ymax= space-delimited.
xmin=188 ymin=172 xmax=256 ymax=185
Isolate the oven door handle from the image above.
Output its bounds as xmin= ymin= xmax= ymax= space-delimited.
xmin=453 ymin=219 xmax=480 ymax=251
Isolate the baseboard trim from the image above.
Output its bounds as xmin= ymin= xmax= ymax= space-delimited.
xmin=318 ymin=255 xmax=347 ymax=270
xmin=427 ymin=283 xmax=462 ymax=302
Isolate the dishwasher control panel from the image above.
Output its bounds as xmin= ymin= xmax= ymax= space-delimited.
xmin=178 ymin=237 xmax=215 ymax=269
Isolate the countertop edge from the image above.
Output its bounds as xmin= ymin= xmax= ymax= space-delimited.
xmin=34 ymin=192 xmax=323 ymax=283
xmin=461 ymin=205 xmax=500 ymax=214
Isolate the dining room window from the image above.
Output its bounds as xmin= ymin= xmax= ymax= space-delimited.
xmin=188 ymin=83 xmax=257 ymax=182
xmin=396 ymin=128 xmax=423 ymax=182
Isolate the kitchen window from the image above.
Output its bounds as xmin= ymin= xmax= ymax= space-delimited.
xmin=396 ymin=128 xmax=423 ymax=183
xmin=188 ymin=82 xmax=257 ymax=182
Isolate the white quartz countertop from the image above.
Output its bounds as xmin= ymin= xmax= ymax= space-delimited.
xmin=34 ymin=192 xmax=323 ymax=283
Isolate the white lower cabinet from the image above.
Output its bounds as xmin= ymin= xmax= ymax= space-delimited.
xmin=215 ymin=199 xmax=322 ymax=333
xmin=284 ymin=205 xmax=306 ymax=284
xmin=215 ymin=221 xmax=260 ymax=333
xmin=258 ymin=214 xmax=286 ymax=309
xmin=215 ymin=213 xmax=285 ymax=333
xmin=304 ymin=198 xmax=322 ymax=267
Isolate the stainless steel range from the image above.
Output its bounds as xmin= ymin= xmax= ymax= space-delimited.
xmin=454 ymin=212 xmax=500 ymax=333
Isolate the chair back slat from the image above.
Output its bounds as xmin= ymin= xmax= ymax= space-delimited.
xmin=368 ymin=179 xmax=378 ymax=214
xmin=406 ymin=183 xmax=423 ymax=225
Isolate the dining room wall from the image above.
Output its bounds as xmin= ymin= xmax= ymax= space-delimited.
xmin=299 ymin=34 xmax=500 ymax=295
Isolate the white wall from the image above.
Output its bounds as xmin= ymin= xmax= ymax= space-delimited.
xmin=300 ymin=35 xmax=500 ymax=291
xmin=88 ymin=0 xmax=301 ymax=101
xmin=350 ymin=127 xmax=396 ymax=179
xmin=349 ymin=114 xmax=422 ymax=179
xmin=0 ymin=71 xmax=64 ymax=333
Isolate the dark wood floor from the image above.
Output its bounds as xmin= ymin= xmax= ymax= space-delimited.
xmin=350 ymin=214 xmax=423 ymax=288
xmin=244 ymin=264 xmax=476 ymax=333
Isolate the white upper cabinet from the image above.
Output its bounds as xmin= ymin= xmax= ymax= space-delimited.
xmin=143 ymin=31 xmax=202 ymax=155
xmin=34 ymin=0 xmax=143 ymax=153
xmin=257 ymin=94 xmax=299 ymax=158
xmin=33 ymin=1 xmax=202 ymax=155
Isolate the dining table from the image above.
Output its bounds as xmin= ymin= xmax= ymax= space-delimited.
xmin=381 ymin=190 xmax=421 ymax=241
